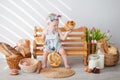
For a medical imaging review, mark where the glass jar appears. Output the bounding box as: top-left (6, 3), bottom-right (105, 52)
top-left (96, 42), bottom-right (105, 69)
top-left (88, 54), bottom-right (100, 69)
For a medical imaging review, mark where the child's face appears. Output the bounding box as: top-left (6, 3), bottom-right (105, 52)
top-left (49, 19), bottom-right (59, 30)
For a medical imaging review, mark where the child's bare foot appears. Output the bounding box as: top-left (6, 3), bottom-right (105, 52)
top-left (42, 64), bottom-right (46, 68)
top-left (65, 65), bottom-right (71, 69)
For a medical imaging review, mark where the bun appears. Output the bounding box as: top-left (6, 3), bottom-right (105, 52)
top-left (64, 21), bottom-right (75, 30)
top-left (35, 37), bottom-right (45, 44)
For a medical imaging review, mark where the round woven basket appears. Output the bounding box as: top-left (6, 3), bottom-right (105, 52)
top-left (6, 54), bottom-right (24, 69)
top-left (105, 51), bottom-right (119, 66)
top-left (40, 67), bottom-right (75, 78)
top-left (19, 58), bottom-right (38, 73)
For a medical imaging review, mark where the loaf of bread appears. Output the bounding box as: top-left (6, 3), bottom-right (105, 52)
top-left (48, 52), bottom-right (61, 67)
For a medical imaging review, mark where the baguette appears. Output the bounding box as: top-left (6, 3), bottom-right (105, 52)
top-left (2, 43), bottom-right (19, 55)
top-left (0, 43), bottom-right (11, 56)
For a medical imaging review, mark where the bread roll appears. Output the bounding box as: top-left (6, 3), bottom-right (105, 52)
top-left (64, 21), bottom-right (76, 31)
top-left (48, 52), bottom-right (62, 67)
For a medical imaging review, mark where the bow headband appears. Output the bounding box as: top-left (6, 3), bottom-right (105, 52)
top-left (49, 14), bottom-right (61, 22)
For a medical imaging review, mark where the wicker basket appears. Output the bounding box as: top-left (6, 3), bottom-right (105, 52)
top-left (6, 54), bottom-right (24, 69)
top-left (19, 58), bottom-right (38, 73)
top-left (105, 51), bottom-right (119, 66)
top-left (0, 42), bottom-right (32, 69)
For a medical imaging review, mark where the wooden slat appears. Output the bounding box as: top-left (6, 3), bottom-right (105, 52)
top-left (34, 48), bottom-right (87, 51)
top-left (35, 47), bottom-right (86, 51)
top-left (59, 27), bottom-right (86, 32)
top-left (66, 50), bottom-right (87, 56)
top-left (35, 50), bottom-right (87, 56)
top-left (35, 41), bottom-right (86, 47)
top-left (35, 46), bottom-right (85, 50)
top-left (35, 50), bottom-right (43, 55)
top-left (36, 44), bottom-right (44, 46)
top-left (35, 45), bottom-right (87, 51)
top-left (68, 34), bottom-right (85, 37)
top-left (35, 35), bottom-right (42, 37)
top-left (35, 34), bottom-right (86, 38)
top-left (34, 27), bottom-right (86, 37)
top-left (34, 34), bottom-right (41, 37)
top-left (62, 44), bottom-right (84, 47)
top-left (34, 27), bottom-right (86, 32)
top-left (64, 48), bottom-right (86, 51)
top-left (61, 39), bottom-right (85, 42)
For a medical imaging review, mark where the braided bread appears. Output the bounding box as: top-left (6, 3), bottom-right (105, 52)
top-left (48, 52), bottom-right (61, 67)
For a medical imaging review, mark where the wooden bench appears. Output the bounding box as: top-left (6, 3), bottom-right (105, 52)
top-left (33, 26), bottom-right (88, 66)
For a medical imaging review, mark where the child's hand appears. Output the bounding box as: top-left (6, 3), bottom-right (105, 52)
top-left (66, 29), bottom-right (72, 34)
